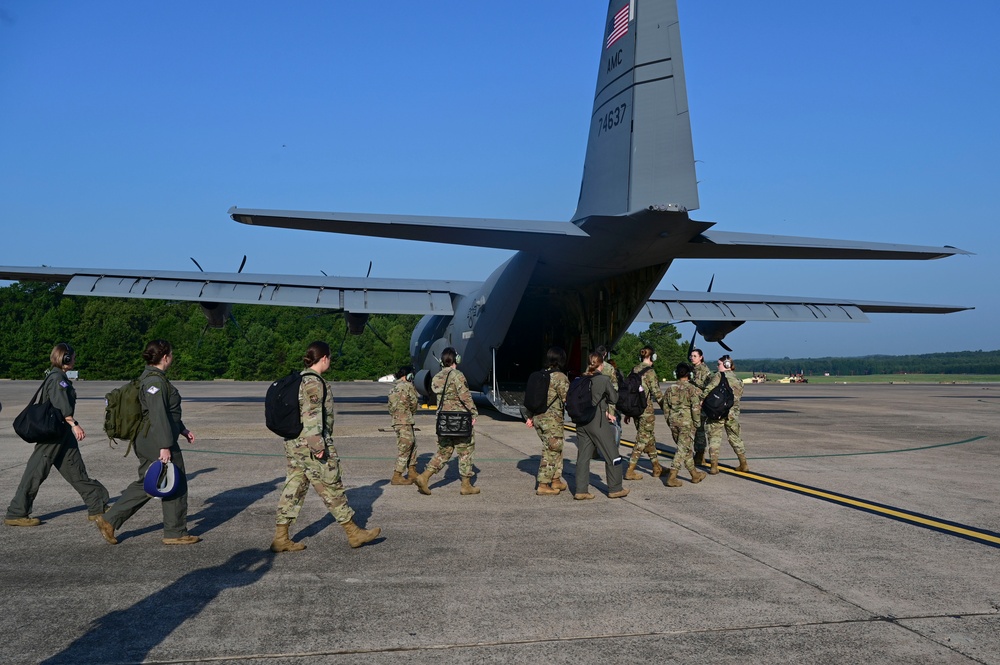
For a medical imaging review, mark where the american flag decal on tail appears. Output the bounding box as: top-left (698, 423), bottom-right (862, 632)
top-left (606, 4), bottom-right (630, 49)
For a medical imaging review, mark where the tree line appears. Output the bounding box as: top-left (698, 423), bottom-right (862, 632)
top-left (740, 350), bottom-right (1000, 376)
top-left (0, 283), bottom-right (694, 383)
top-left (9, 281), bottom-right (985, 382)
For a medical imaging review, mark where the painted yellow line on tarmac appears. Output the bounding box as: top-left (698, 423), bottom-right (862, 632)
top-left (563, 424), bottom-right (1000, 549)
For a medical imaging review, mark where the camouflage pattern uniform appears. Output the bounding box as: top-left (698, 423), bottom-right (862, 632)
top-left (690, 361), bottom-right (712, 458)
top-left (664, 379), bottom-right (702, 472)
top-left (627, 364), bottom-right (664, 466)
top-left (702, 369), bottom-right (745, 459)
top-left (275, 370), bottom-right (354, 526)
top-left (387, 378), bottom-right (419, 474)
top-left (427, 366), bottom-right (479, 478)
top-left (530, 370), bottom-right (569, 485)
top-left (5, 367), bottom-right (109, 521)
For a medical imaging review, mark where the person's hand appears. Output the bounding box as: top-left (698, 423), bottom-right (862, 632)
top-left (526, 418), bottom-right (534, 428)
top-left (71, 423), bottom-right (85, 442)
top-left (182, 429), bottom-right (195, 443)
top-left (159, 448), bottom-right (171, 463)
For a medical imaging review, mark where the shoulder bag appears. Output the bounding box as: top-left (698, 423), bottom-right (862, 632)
top-left (13, 378), bottom-right (68, 443)
top-left (435, 371), bottom-right (473, 437)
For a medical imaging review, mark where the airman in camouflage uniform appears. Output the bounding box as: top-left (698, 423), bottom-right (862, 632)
top-left (414, 347), bottom-right (480, 496)
top-left (270, 341), bottom-right (380, 552)
top-left (702, 355), bottom-right (748, 474)
top-left (625, 347), bottom-right (665, 481)
top-left (527, 347), bottom-right (570, 495)
top-left (663, 362), bottom-right (706, 487)
top-left (689, 348), bottom-right (712, 466)
top-left (387, 366), bottom-right (420, 485)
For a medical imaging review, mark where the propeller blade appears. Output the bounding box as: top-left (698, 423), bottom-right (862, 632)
top-left (687, 326), bottom-right (697, 356)
top-left (719, 339), bottom-right (733, 353)
top-left (320, 270), bottom-right (328, 277)
top-left (336, 319), bottom-right (349, 357)
top-left (190, 257), bottom-right (205, 272)
top-left (707, 274), bottom-right (715, 292)
top-left (366, 261), bottom-right (373, 278)
top-left (238, 255), bottom-right (247, 273)
top-left (366, 321), bottom-right (391, 349)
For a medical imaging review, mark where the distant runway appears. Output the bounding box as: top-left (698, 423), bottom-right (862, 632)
top-left (1, 380), bottom-right (998, 663)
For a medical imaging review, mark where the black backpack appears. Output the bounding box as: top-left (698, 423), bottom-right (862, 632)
top-left (264, 370), bottom-right (326, 439)
top-left (702, 373), bottom-right (734, 420)
top-left (565, 376), bottom-right (597, 425)
top-left (523, 369), bottom-right (555, 415)
top-left (616, 366), bottom-right (652, 418)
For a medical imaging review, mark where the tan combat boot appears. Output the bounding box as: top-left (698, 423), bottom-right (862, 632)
top-left (4, 517), bottom-right (40, 527)
top-left (342, 520), bottom-right (381, 548)
top-left (391, 471), bottom-right (414, 485)
top-left (736, 453), bottom-right (749, 473)
top-left (270, 523), bottom-right (306, 553)
top-left (651, 459), bottom-right (664, 477)
top-left (666, 468), bottom-right (683, 487)
top-left (536, 482), bottom-right (560, 496)
top-left (608, 488), bottom-right (630, 499)
top-left (460, 477), bottom-right (481, 495)
top-left (407, 465), bottom-right (419, 481)
top-left (624, 462), bottom-right (643, 480)
top-left (551, 477), bottom-right (568, 491)
top-left (709, 456), bottom-right (720, 475)
top-left (414, 468), bottom-right (436, 495)
top-left (94, 515), bottom-right (117, 545)
top-left (690, 467), bottom-right (706, 483)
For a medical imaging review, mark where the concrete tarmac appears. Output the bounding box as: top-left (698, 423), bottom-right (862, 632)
top-left (0, 379), bottom-right (998, 664)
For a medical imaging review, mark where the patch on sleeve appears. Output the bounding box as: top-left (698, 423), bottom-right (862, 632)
top-left (58, 381), bottom-right (69, 388)
top-left (146, 386), bottom-right (160, 395)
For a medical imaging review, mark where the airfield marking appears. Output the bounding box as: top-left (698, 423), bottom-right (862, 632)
top-left (185, 429), bottom-right (998, 548)
top-left (578, 427), bottom-right (1000, 549)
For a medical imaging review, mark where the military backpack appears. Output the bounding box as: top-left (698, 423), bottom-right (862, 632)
top-left (565, 376), bottom-right (598, 425)
top-left (104, 379), bottom-right (147, 455)
top-left (702, 372), bottom-right (735, 421)
top-left (616, 366), bottom-right (652, 418)
top-left (523, 369), bottom-right (555, 416)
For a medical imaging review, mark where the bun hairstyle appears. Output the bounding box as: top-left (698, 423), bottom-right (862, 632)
top-left (546, 346), bottom-right (567, 370)
top-left (50, 342), bottom-right (75, 368)
top-left (395, 365), bottom-right (415, 380)
top-left (639, 346), bottom-right (655, 361)
top-left (675, 362), bottom-right (692, 379)
top-left (720, 355), bottom-right (734, 370)
top-left (440, 347), bottom-right (457, 367)
top-left (304, 341), bottom-right (332, 367)
top-left (142, 340), bottom-right (172, 366)
top-left (585, 351), bottom-right (603, 375)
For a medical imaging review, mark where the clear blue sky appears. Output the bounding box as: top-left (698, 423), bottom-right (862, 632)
top-left (1, 1), bottom-right (996, 360)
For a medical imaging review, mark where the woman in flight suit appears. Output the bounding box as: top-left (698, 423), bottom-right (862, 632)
top-left (5, 343), bottom-right (109, 526)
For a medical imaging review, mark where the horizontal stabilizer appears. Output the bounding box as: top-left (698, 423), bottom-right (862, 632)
top-left (636, 290), bottom-right (972, 324)
top-left (229, 208), bottom-right (588, 251)
top-left (680, 231), bottom-right (971, 261)
top-left (0, 266), bottom-right (480, 315)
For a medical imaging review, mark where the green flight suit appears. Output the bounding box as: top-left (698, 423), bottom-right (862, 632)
top-left (5, 368), bottom-right (109, 520)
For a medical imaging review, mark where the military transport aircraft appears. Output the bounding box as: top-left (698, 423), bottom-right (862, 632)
top-left (0, 0), bottom-right (971, 415)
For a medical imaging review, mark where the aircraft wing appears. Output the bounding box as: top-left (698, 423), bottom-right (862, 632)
top-left (679, 231), bottom-right (971, 261)
top-left (635, 290), bottom-right (973, 324)
top-left (229, 207), bottom-right (590, 252)
top-left (0, 266), bottom-right (480, 315)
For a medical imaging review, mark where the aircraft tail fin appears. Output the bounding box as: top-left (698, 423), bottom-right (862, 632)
top-left (573, 0), bottom-right (699, 221)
